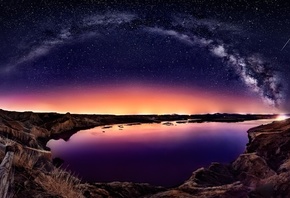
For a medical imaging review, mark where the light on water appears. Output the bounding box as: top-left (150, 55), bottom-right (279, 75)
top-left (47, 120), bottom-right (275, 187)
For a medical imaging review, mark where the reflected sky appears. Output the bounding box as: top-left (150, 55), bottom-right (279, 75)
top-left (47, 120), bottom-right (275, 187)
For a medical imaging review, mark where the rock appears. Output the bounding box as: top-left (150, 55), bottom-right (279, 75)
top-left (146, 189), bottom-right (194, 198)
top-left (0, 109), bottom-right (290, 197)
top-left (83, 182), bottom-right (165, 198)
top-left (232, 153), bottom-right (276, 190)
top-left (232, 153), bottom-right (276, 180)
top-left (180, 163), bottom-right (235, 189)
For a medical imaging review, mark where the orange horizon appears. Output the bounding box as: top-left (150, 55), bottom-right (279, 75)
top-left (0, 84), bottom-right (282, 115)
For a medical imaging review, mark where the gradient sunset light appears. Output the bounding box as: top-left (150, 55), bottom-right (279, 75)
top-left (0, 84), bottom-right (278, 115)
top-left (1, 1), bottom-right (290, 116)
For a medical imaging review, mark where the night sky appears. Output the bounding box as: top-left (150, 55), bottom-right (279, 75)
top-left (0, 0), bottom-right (289, 114)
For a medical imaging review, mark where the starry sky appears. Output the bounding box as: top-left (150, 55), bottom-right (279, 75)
top-left (0, 0), bottom-right (289, 114)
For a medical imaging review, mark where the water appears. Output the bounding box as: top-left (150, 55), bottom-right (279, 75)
top-left (47, 119), bottom-right (275, 187)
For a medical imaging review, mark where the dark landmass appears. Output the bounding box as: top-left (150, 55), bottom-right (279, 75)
top-left (0, 109), bottom-right (278, 148)
top-left (0, 109), bottom-right (289, 197)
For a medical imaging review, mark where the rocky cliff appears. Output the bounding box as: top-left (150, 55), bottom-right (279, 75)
top-left (151, 118), bottom-right (290, 198)
top-left (0, 109), bottom-right (289, 197)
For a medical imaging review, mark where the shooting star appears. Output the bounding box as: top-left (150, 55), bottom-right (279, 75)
top-left (281, 38), bottom-right (290, 51)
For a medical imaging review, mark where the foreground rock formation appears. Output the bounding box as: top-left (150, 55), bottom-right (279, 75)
top-left (0, 109), bottom-right (289, 197)
top-left (153, 118), bottom-right (290, 198)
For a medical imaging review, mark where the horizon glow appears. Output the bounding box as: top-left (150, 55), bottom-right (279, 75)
top-left (0, 84), bottom-right (280, 114)
top-left (276, 115), bottom-right (290, 121)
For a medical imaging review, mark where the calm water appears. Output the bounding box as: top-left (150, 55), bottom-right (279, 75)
top-left (47, 119), bottom-right (275, 187)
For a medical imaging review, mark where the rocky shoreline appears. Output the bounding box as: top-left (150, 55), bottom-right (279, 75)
top-left (0, 109), bottom-right (289, 197)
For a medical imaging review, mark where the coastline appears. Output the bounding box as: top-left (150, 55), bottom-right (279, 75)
top-left (0, 109), bottom-right (289, 197)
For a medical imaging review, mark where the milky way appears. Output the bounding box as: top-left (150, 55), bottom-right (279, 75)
top-left (0, 1), bottom-right (289, 113)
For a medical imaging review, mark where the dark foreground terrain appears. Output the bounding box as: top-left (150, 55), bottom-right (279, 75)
top-left (0, 109), bottom-right (289, 197)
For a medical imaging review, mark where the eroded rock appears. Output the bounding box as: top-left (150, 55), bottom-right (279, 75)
top-left (0, 109), bottom-right (290, 197)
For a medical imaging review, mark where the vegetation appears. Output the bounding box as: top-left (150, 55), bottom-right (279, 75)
top-left (0, 136), bottom-right (84, 198)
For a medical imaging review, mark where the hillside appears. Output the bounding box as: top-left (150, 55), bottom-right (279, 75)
top-left (0, 109), bottom-right (288, 197)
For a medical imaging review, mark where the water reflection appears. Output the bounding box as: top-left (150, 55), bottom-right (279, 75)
top-left (47, 120), bottom-right (274, 187)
